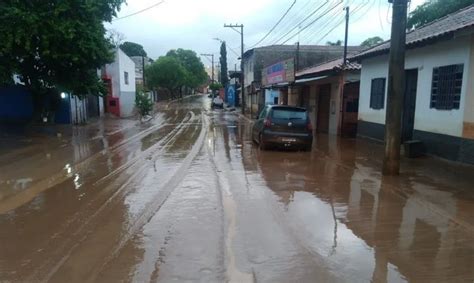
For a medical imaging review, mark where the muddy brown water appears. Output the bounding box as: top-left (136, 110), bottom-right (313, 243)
top-left (0, 96), bottom-right (473, 282)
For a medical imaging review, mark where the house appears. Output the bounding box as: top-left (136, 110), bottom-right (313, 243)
top-left (293, 58), bottom-right (361, 137)
top-left (102, 48), bottom-right (136, 118)
top-left (130, 56), bottom-right (153, 86)
top-left (243, 44), bottom-right (364, 115)
top-left (352, 4), bottom-right (474, 164)
top-left (261, 58), bottom-right (295, 107)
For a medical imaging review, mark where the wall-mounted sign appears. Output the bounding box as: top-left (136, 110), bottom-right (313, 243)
top-left (262, 58), bottom-right (295, 87)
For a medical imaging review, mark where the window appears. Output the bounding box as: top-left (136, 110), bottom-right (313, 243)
top-left (430, 64), bottom-right (463, 110)
top-left (258, 108), bottom-right (268, 119)
top-left (370, 78), bottom-right (386, 110)
top-left (271, 108), bottom-right (307, 120)
top-left (124, 72), bottom-right (129, 85)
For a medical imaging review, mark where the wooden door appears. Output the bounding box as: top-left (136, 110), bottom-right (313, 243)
top-left (341, 82), bottom-right (360, 137)
top-left (317, 84), bottom-right (331, 133)
top-left (402, 69), bottom-right (418, 142)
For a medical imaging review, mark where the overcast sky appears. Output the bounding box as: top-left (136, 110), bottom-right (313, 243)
top-left (106, 0), bottom-right (425, 69)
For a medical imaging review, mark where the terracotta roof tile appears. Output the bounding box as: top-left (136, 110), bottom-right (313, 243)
top-left (352, 4), bottom-right (474, 60)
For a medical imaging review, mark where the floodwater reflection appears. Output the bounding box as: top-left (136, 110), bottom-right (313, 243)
top-left (242, 133), bottom-right (474, 282)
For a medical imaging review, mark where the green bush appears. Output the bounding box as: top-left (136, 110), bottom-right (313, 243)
top-left (209, 82), bottom-right (223, 91)
top-left (135, 91), bottom-right (153, 118)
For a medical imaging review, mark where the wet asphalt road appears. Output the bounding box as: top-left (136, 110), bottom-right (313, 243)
top-left (0, 95), bottom-right (473, 282)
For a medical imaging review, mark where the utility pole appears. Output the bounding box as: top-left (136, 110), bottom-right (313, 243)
top-left (343, 6), bottom-right (349, 66)
top-left (383, 0), bottom-right (409, 175)
top-left (295, 41), bottom-right (300, 71)
top-left (224, 23), bottom-right (245, 114)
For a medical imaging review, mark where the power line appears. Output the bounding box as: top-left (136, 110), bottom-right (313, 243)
top-left (251, 0), bottom-right (297, 48)
top-left (113, 1), bottom-right (165, 21)
top-left (313, 0), bottom-right (371, 44)
top-left (279, 1), bottom-right (344, 45)
top-left (259, 0), bottom-right (312, 46)
top-left (272, 0), bottom-right (332, 45)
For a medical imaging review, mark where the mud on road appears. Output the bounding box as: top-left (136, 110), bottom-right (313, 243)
top-left (1, 95), bottom-right (473, 282)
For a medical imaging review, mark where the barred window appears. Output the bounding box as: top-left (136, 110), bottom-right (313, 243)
top-left (431, 64), bottom-right (463, 110)
top-left (370, 78), bottom-right (386, 110)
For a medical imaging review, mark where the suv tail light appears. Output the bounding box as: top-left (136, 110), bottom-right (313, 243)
top-left (264, 118), bottom-right (272, 128)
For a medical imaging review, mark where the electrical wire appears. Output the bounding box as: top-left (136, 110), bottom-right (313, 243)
top-left (113, 1), bottom-right (165, 21)
top-left (263, 0), bottom-right (313, 45)
top-left (313, 0), bottom-right (371, 44)
top-left (278, 0), bottom-right (344, 45)
top-left (251, 0), bottom-right (297, 48)
top-left (272, 0), bottom-right (333, 45)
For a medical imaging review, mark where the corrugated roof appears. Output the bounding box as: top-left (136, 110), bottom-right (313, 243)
top-left (296, 58), bottom-right (361, 77)
top-left (352, 4), bottom-right (474, 60)
top-left (243, 44), bottom-right (364, 59)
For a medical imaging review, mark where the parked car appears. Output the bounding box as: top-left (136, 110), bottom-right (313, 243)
top-left (212, 96), bottom-right (224, 108)
top-left (252, 105), bottom-right (313, 151)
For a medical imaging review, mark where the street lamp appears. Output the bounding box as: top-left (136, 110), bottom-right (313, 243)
top-left (213, 37), bottom-right (240, 57)
top-left (200, 53), bottom-right (214, 83)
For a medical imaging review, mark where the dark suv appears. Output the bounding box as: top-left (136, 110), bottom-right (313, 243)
top-left (252, 105), bottom-right (313, 151)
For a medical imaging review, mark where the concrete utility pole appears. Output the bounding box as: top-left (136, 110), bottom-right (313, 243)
top-left (343, 6), bottom-right (349, 66)
top-left (224, 23), bottom-right (245, 114)
top-left (383, 0), bottom-right (409, 175)
top-left (200, 53), bottom-right (215, 83)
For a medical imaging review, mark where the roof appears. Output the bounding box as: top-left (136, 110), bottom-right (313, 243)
top-left (243, 44), bottom-right (364, 59)
top-left (352, 4), bottom-right (474, 61)
top-left (296, 57), bottom-right (361, 78)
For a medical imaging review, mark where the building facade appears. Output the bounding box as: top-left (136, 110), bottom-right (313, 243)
top-left (353, 5), bottom-right (474, 164)
top-left (243, 45), bottom-right (364, 115)
top-left (102, 48), bottom-right (136, 118)
top-left (295, 59), bottom-right (361, 137)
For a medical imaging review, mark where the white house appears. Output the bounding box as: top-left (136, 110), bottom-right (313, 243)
top-left (102, 48), bottom-right (136, 118)
top-left (353, 5), bottom-right (474, 164)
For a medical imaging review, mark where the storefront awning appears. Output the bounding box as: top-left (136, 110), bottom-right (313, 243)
top-left (294, 76), bottom-right (328, 84)
top-left (262, 82), bottom-right (289, 89)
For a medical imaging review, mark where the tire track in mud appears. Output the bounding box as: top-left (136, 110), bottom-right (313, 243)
top-left (89, 113), bottom-right (209, 282)
top-left (0, 114), bottom-right (183, 214)
top-left (24, 111), bottom-right (201, 283)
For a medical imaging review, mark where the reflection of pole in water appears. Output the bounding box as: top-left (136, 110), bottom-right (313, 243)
top-left (329, 198), bottom-right (338, 256)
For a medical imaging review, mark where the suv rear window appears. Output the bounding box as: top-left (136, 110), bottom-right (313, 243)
top-left (271, 108), bottom-right (306, 120)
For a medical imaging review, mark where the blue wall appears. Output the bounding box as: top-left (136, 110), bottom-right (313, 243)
top-left (55, 94), bottom-right (71, 124)
top-left (226, 85), bottom-right (236, 107)
top-left (0, 86), bottom-right (33, 122)
top-left (265, 89), bottom-right (280, 105)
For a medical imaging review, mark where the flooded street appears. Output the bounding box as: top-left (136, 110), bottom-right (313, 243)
top-left (0, 95), bottom-right (473, 282)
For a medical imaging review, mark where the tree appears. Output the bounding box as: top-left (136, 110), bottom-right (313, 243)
top-left (209, 82), bottom-right (223, 91)
top-left (0, 0), bottom-right (124, 120)
top-left (326, 40), bottom-right (343, 46)
top-left (360, 36), bottom-right (384, 48)
top-left (107, 29), bottom-right (126, 48)
top-left (120, 41), bottom-right (147, 57)
top-left (407, 0), bottom-right (473, 29)
top-left (219, 42), bottom-right (229, 86)
top-left (146, 56), bottom-right (187, 97)
top-left (166, 49), bottom-right (208, 88)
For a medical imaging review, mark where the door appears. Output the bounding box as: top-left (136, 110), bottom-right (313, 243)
top-left (402, 69), bottom-right (418, 142)
top-left (317, 84), bottom-right (331, 133)
top-left (341, 82), bottom-right (360, 137)
top-left (300, 86), bottom-right (310, 108)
